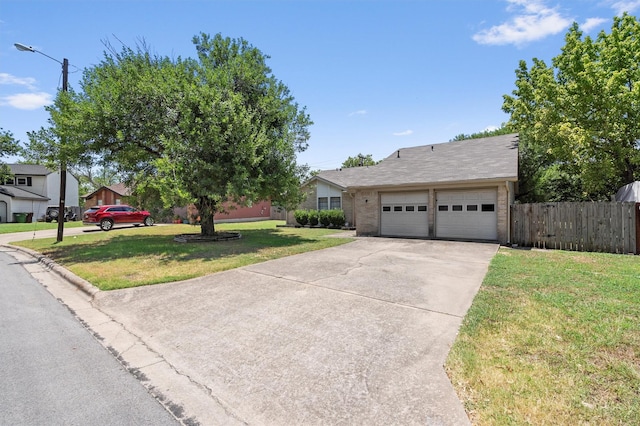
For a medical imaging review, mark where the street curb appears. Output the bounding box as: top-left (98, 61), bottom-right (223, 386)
top-left (3, 244), bottom-right (100, 298)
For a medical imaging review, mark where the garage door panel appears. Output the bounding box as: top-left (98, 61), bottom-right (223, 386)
top-left (381, 193), bottom-right (428, 237)
top-left (436, 189), bottom-right (497, 240)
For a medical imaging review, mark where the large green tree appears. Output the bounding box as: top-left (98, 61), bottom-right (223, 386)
top-left (503, 13), bottom-right (640, 202)
top-left (0, 128), bottom-right (21, 182)
top-left (341, 153), bottom-right (378, 168)
top-left (74, 33), bottom-right (311, 235)
top-left (450, 124), bottom-right (514, 142)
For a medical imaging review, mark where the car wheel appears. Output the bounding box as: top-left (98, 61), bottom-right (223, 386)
top-left (143, 216), bottom-right (154, 227)
top-left (100, 219), bottom-right (114, 231)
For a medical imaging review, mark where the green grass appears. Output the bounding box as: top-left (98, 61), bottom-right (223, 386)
top-left (0, 221), bottom-right (84, 234)
top-left (446, 248), bottom-right (640, 425)
top-left (11, 220), bottom-right (354, 290)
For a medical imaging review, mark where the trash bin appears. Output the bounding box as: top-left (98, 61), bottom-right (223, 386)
top-left (26, 212), bottom-right (34, 223)
top-left (13, 213), bottom-right (27, 223)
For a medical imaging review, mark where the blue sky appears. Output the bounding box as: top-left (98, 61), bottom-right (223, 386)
top-left (1, 0), bottom-right (638, 170)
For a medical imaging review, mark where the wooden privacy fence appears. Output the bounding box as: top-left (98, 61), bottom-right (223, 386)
top-left (511, 202), bottom-right (640, 254)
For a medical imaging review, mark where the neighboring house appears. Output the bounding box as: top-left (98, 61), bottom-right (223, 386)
top-left (83, 182), bottom-right (278, 223)
top-left (288, 133), bottom-right (519, 244)
top-left (0, 164), bottom-right (80, 223)
top-left (175, 199), bottom-right (275, 223)
top-left (83, 183), bottom-right (132, 208)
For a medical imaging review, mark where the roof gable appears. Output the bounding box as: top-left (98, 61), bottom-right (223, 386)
top-left (82, 182), bottom-right (132, 199)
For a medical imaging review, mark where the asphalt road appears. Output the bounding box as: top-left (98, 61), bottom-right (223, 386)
top-left (0, 247), bottom-right (178, 425)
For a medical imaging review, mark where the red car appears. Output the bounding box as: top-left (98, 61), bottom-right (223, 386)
top-left (83, 204), bottom-right (154, 231)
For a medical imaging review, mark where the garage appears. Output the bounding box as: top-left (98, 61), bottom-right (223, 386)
top-left (436, 189), bottom-right (498, 240)
top-left (380, 192), bottom-right (428, 237)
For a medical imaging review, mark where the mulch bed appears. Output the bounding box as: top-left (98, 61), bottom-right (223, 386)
top-left (173, 232), bottom-right (242, 243)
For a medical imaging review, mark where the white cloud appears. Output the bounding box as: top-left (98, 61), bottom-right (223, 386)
top-left (609, 0), bottom-right (640, 14)
top-left (484, 125), bottom-right (499, 132)
top-left (348, 110), bottom-right (367, 117)
top-left (473, 0), bottom-right (572, 46)
top-left (393, 130), bottom-right (413, 136)
top-left (581, 17), bottom-right (608, 32)
top-left (0, 92), bottom-right (53, 110)
top-left (0, 73), bottom-right (37, 90)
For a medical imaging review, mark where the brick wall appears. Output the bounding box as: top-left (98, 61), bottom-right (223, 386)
top-left (354, 190), bottom-right (379, 236)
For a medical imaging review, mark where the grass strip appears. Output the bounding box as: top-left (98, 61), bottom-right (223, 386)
top-left (0, 221), bottom-right (84, 234)
top-left (446, 248), bottom-right (640, 425)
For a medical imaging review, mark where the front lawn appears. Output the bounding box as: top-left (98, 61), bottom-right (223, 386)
top-left (446, 248), bottom-right (640, 425)
top-left (12, 220), bottom-right (354, 290)
top-left (0, 221), bottom-right (84, 234)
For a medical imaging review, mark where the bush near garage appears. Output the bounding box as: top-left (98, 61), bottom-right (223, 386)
top-left (309, 210), bottom-right (319, 226)
top-left (294, 209), bottom-right (309, 226)
top-left (328, 209), bottom-right (346, 228)
top-left (318, 210), bottom-right (330, 227)
top-left (295, 209), bottom-right (346, 228)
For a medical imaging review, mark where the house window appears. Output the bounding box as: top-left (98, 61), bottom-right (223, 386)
top-left (452, 205), bottom-right (463, 211)
top-left (418, 205), bottom-right (427, 212)
top-left (382, 206), bottom-right (391, 212)
top-left (438, 205), bottom-right (448, 211)
top-left (318, 197), bottom-right (328, 210)
top-left (481, 204), bottom-right (495, 212)
top-left (393, 206), bottom-right (402, 212)
top-left (467, 205), bottom-right (478, 211)
top-left (16, 177), bottom-right (27, 186)
top-left (405, 205), bottom-right (415, 212)
top-left (4, 178), bottom-right (14, 185)
top-left (330, 196), bottom-right (341, 209)
top-left (98, 199), bottom-right (103, 206)
top-left (115, 199), bottom-right (121, 205)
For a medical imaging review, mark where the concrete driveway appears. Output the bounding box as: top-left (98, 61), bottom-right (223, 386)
top-left (88, 237), bottom-right (498, 425)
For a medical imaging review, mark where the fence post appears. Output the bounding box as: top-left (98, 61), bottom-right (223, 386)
top-left (636, 203), bottom-right (640, 255)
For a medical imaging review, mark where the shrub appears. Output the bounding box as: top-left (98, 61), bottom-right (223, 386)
top-left (308, 209), bottom-right (319, 226)
top-left (294, 209), bottom-right (309, 226)
top-left (319, 210), bottom-right (331, 227)
top-left (329, 209), bottom-right (346, 227)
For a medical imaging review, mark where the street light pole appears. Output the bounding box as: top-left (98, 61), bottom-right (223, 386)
top-left (15, 43), bottom-right (69, 242)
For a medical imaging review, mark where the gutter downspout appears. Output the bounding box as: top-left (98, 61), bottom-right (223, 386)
top-left (506, 181), bottom-right (511, 245)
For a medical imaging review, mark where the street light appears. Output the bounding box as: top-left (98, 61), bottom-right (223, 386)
top-left (15, 43), bottom-right (69, 243)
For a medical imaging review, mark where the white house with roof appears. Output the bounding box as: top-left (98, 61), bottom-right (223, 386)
top-left (0, 164), bottom-right (79, 223)
top-left (289, 134), bottom-right (519, 244)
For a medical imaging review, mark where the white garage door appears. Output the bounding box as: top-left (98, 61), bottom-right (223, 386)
top-left (436, 189), bottom-right (498, 240)
top-left (380, 192), bottom-right (429, 237)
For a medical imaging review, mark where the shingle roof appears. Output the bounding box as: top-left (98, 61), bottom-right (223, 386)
top-left (8, 164), bottom-right (53, 176)
top-left (0, 185), bottom-right (50, 201)
top-left (107, 183), bottom-right (132, 196)
top-left (82, 182), bottom-right (132, 199)
top-left (313, 133), bottom-right (519, 189)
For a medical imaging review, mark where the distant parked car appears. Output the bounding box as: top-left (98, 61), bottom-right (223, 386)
top-left (83, 205), bottom-right (153, 231)
top-left (46, 205), bottom-right (78, 222)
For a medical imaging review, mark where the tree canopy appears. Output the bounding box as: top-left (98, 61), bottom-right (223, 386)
top-left (450, 125), bottom-right (514, 142)
top-left (503, 13), bottom-right (640, 202)
top-left (341, 153), bottom-right (378, 168)
top-left (0, 128), bottom-right (21, 182)
top-left (39, 33), bottom-right (311, 235)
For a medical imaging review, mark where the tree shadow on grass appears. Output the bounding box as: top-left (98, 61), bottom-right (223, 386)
top-left (49, 228), bottom-right (329, 265)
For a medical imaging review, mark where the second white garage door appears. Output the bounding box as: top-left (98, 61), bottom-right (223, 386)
top-left (436, 189), bottom-right (498, 240)
top-left (380, 192), bottom-right (429, 237)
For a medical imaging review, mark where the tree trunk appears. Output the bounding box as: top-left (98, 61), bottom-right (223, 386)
top-left (196, 196), bottom-right (216, 236)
